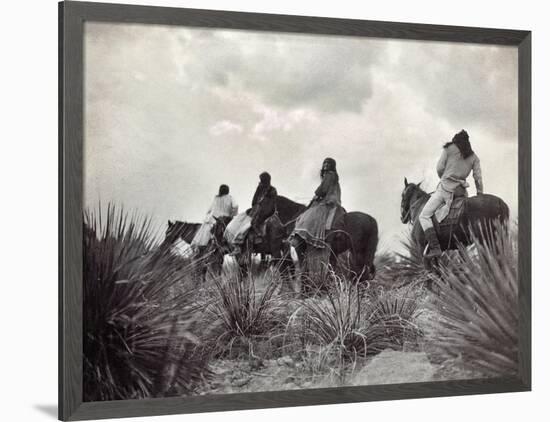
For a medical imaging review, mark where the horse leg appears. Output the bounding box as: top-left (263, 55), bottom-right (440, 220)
top-left (294, 242), bottom-right (310, 297)
top-left (211, 251), bottom-right (223, 278)
top-left (260, 253), bottom-right (269, 272)
top-left (238, 253), bottom-right (248, 279)
top-left (303, 246), bottom-right (330, 295)
top-left (238, 239), bottom-right (252, 279)
top-left (275, 242), bottom-right (295, 295)
top-left (350, 248), bottom-right (365, 283)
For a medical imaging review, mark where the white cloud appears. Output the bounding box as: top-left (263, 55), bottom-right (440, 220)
top-left (251, 106), bottom-right (318, 141)
top-left (84, 22), bottom-right (518, 249)
top-left (209, 120), bottom-right (244, 137)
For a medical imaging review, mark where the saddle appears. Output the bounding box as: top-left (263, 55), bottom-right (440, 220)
top-left (431, 195), bottom-right (467, 234)
top-left (327, 206), bottom-right (346, 231)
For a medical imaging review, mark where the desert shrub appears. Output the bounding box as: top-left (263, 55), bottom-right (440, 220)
top-left (289, 275), bottom-right (422, 369)
top-left (428, 224), bottom-right (518, 377)
top-left (375, 233), bottom-right (434, 289)
top-left (292, 278), bottom-right (367, 365)
top-left (83, 205), bottom-right (209, 401)
top-left (203, 268), bottom-right (288, 358)
top-left (364, 286), bottom-right (423, 355)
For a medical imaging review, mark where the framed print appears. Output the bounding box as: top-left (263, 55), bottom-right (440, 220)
top-left (59, 1), bottom-right (531, 420)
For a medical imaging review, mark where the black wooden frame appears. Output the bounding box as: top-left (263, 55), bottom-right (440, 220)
top-left (59, 1), bottom-right (531, 420)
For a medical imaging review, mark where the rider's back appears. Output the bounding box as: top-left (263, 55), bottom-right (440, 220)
top-left (438, 143), bottom-right (481, 192)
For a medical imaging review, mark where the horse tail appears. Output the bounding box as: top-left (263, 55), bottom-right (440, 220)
top-left (497, 197), bottom-right (510, 231)
top-left (364, 216), bottom-right (379, 276)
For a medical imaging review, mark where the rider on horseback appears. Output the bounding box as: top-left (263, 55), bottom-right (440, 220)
top-left (191, 184), bottom-right (238, 250)
top-left (291, 157), bottom-right (343, 249)
top-left (229, 172), bottom-right (278, 255)
top-left (250, 172), bottom-right (278, 236)
top-left (420, 129), bottom-right (484, 258)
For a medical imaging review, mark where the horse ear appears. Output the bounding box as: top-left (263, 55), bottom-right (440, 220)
top-left (404, 177), bottom-right (408, 187)
top-left (168, 220), bottom-right (173, 227)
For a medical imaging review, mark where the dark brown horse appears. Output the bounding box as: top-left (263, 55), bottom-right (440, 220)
top-left (400, 178), bottom-right (509, 268)
top-left (292, 211), bottom-right (379, 294)
top-left (253, 195), bottom-right (379, 293)
top-left (236, 195), bottom-right (306, 278)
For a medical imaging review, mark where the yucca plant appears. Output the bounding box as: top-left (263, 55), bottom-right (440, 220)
top-left (292, 278), bottom-right (367, 363)
top-left (290, 275), bottom-right (423, 367)
top-left (83, 205), bottom-right (210, 401)
top-left (375, 233), bottom-right (434, 289)
top-left (364, 287), bottom-right (423, 355)
top-left (428, 223), bottom-right (518, 377)
top-left (204, 269), bottom-right (287, 358)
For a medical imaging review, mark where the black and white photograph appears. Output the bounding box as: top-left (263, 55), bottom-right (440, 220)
top-left (7, 0), bottom-right (550, 421)
top-left (82, 19), bottom-right (520, 402)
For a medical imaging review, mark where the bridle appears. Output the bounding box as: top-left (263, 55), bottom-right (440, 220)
top-left (401, 186), bottom-right (429, 225)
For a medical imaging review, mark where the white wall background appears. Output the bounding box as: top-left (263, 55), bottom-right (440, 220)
top-left (0, 0), bottom-right (547, 421)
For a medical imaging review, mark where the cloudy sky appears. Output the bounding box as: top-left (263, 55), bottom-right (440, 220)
top-left (84, 22), bottom-right (518, 250)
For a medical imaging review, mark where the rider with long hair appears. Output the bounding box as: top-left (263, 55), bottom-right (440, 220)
top-left (291, 157), bottom-right (342, 249)
top-left (420, 129), bottom-right (484, 258)
top-left (191, 184), bottom-right (238, 249)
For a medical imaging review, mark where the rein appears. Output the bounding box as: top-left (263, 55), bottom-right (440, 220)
top-left (404, 190), bottom-right (431, 224)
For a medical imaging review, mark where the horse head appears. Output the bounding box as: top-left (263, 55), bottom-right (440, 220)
top-left (252, 193), bottom-right (271, 219)
top-left (165, 220), bottom-right (200, 245)
top-left (401, 177), bottom-right (422, 224)
top-left (273, 195), bottom-right (307, 224)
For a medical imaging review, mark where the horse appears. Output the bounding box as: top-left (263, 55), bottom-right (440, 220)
top-left (400, 177), bottom-right (509, 269)
top-left (292, 211), bottom-right (379, 295)
top-left (161, 220), bottom-right (200, 250)
top-left (234, 196), bottom-right (306, 280)
top-left (161, 220), bottom-right (222, 282)
top-left (253, 195), bottom-right (378, 294)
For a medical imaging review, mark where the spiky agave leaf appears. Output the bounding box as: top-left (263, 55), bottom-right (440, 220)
top-left (374, 233), bottom-right (434, 289)
top-left (204, 268), bottom-right (287, 357)
top-left (429, 223), bottom-right (518, 377)
top-left (364, 286), bottom-right (423, 355)
top-left (83, 205), bottom-right (210, 401)
top-left (290, 273), bottom-right (423, 367)
top-left (287, 273), bottom-right (367, 363)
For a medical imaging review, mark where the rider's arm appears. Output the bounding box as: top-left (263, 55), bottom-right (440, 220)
top-left (314, 172), bottom-right (335, 199)
top-left (473, 155), bottom-right (484, 195)
top-left (436, 149), bottom-right (447, 178)
top-left (251, 186), bottom-right (261, 206)
top-left (231, 196), bottom-right (239, 216)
